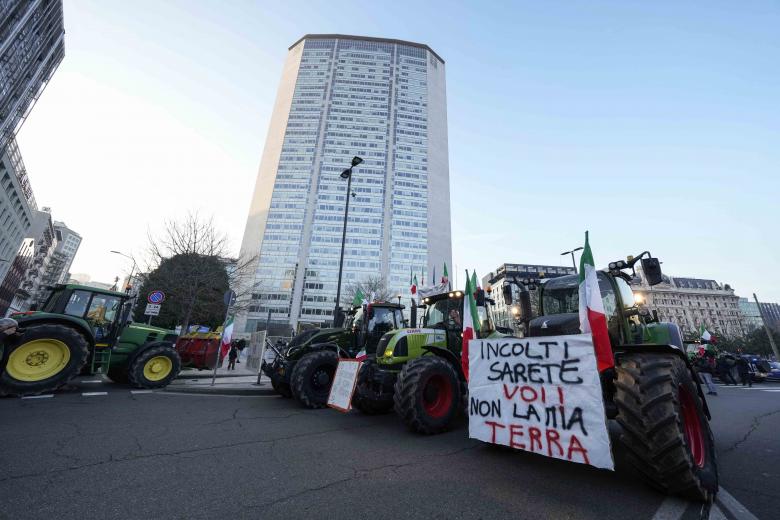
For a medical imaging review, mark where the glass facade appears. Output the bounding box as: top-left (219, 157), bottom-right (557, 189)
top-left (243, 36), bottom-right (448, 330)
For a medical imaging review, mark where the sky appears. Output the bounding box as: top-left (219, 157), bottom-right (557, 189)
top-left (15, 0), bottom-right (780, 300)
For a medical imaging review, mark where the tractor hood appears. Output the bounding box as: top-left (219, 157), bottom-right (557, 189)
top-left (528, 313), bottom-right (581, 338)
top-left (376, 328), bottom-right (447, 364)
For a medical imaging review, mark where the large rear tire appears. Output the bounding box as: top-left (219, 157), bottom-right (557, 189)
top-left (352, 363), bottom-right (393, 415)
top-left (128, 345), bottom-right (181, 389)
top-left (393, 356), bottom-right (461, 434)
top-left (615, 353), bottom-right (718, 501)
top-left (0, 324), bottom-right (89, 396)
top-left (290, 350), bottom-right (338, 409)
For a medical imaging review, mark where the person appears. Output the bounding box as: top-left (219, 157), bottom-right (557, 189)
top-left (695, 353), bottom-right (717, 395)
top-left (736, 352), bottom-right (753, 387)
top-left (716, 355), bottom-right (737, 385)
top-left (227, 343), bottom-right (238, 371)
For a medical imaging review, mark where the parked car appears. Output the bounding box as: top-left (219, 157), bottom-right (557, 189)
top-left (767, 361), bottom-right (780, 382)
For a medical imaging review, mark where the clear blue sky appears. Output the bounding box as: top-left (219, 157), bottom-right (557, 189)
top-left (16, 0), bottom-right (780, 300)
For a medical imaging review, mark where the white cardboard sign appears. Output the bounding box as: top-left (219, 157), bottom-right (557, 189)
top-left (327, 359), bottom-right (362, 413)
top-left (468, 334), bottom-right (614, 470)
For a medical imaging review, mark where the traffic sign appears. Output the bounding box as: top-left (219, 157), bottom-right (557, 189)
top-left (144, 303), bottom-right (161, 316)
top-left (148, 290), bottom-right (165, 304)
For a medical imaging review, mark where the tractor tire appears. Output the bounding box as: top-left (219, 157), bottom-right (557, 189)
top-left (352, 364), bottom-right (393, 415)
top-left (0, 324), bottom-right (89, 397)
top-left (127, 345), bottom-right (181, 389)
top-left (615, 353), bottom-right (718, 501)
top-left (271, 378), bottom-right (293, 398)
top-left (106, 366), bottom-right (129, 384)
top-left (290, 350), bottom-right (338, 409)
top-left (393, 356), bottom-right (461, 435)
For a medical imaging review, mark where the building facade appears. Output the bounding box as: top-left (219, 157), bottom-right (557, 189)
top-left (758, 301), bottom-right (780, 333)
top-left (0, 138), bottom-right (34, 284)
top-left (483, 263), bottom-right (577, 334)
top-left (0, 0), bottom-right (65, 153)
top-left (632, 274), bottom-right (744, 338)
top-left (738, 298), bottom-right (764, 333)
top-left (238, 35), bottom-right (451, 332)
top-left (40, 220), bottom-right (81, 285)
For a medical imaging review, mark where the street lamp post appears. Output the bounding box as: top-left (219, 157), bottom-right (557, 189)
top-left (560, 247), bottom-right (584, 274)
top-left (110, 250), bottom-right (137, 292)
top-left (333, 156), bottom-right (363, 326)
top-left (396, 294), bottom-right (402, 306)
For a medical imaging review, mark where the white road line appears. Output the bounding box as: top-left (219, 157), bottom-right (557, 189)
top-left (130, 390), bottom-right (154, 394)
top-left (717, 487), bottom-right (759, 520)
top-left (651, 496), bottom-right (689, 520)
top-left (759, 389), bottom-right (780, 392)
top-left (21, 394), bottom-right (54, 399)
top-left (81, 380), bottom-right (103, 384)
top-left (709, 504), bottom-right (727, 520)
top-left (81, 392), bottom-right (108, 397)
top-left (159, 391), bottom-right (273, 398)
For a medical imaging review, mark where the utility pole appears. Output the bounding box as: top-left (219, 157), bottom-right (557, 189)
top-left (753, 293), bottom-right (780, 360)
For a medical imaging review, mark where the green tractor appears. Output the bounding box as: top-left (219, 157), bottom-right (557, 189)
top-left (504, 252), bottom-right (717, 501)
top-left (353, 287), bottom-right (507, 431)
top-left (0, 284), bottom-right (181, 396)
top-left (261, 302), bottom-right (405, 408)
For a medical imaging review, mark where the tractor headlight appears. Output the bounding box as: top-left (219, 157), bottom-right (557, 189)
top-left (384, 347), bottom-right (394, 358)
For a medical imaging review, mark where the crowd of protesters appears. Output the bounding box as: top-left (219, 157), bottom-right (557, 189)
top-left (691, 346), bottom-right (771, 395)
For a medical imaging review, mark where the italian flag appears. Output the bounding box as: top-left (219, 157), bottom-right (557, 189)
top-left (462, 270), bottom-right (481, 381)
top-left (578, 232), bottom-right (614, 372)
top-left (700, 325), bottom-right (713, 343)
top-left (442, 262), bottom-right (449, 284)
top-left (220, 315), bottom-right (234, 361)
top-left (352, 288), bottom-right (365, 307)
top-left (410, 271), bottom-right (418, 296)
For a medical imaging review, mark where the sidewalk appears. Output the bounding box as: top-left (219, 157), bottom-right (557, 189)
top-left (169, 362), bottom-right (277, 396)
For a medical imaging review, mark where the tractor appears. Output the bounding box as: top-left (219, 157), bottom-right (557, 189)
top-left (0, 284), bottom-right (181, 396)
top-left (261, 301), bottom-right (405, 408)
top-left (503, 252), bottom-right (718, 501)
top-left (353, 286), bottom-right (507, 430)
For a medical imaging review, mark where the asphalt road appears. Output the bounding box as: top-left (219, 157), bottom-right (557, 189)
top-left (0, 378), bottom-right (777, 520)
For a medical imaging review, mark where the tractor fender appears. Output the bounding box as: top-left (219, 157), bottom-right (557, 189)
top-left (10, 316), bottom-right (94, 346)
top-left (126, 340), bottom-right (177, 367)
top-left (421, 345), bottom-right (465, 380)
top-left (615, 343), bottom-right (711, 420)
top-left (307, 341), bottom-right (350, 358)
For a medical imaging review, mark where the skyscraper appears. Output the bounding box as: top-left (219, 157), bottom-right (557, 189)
top-left (238, 35), bottom-right (451, 332)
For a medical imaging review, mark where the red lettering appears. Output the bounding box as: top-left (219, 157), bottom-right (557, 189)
top-left (485, 421), bottom-right (506, 443)
top-left (528, 427), bottom-right (542, 452)
top-left (541, 386), bottom-right (547, 404)
top-left (503, 384), bottom-right (519, 400)
top-left (567, 434), bottom-right (590, 464)
top-left (509, 424), bottom-right (526, 449)
top-left (557, 386), bottom-right (564, 405)
top-left (520, 385), bottom-right (538, 403)
top-left (546, 429), bottom-right (563, 457)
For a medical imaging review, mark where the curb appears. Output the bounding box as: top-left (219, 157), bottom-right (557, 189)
top-left (176, 372), bottom-right (258, 380)
top-left (162, 384), bottom-right (278, 396)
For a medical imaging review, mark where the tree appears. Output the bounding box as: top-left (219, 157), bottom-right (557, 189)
top-left (342, 275), bottom-right (392, 307)
top-left (134, 213), bottom-right (255, 332)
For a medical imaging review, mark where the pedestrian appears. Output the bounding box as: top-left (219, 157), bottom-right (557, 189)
top-left (736, 352), bottom-right (753, 387)
top-left (716, 355), bottom-right (737, 385)
top-left (227, 343), bottom-right (238, 371)
top-left (695, 353), bottom-right (718, 395)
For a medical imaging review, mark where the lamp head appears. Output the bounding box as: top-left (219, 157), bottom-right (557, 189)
top-left (351, 156), bottom-right (363, 167)
top-left (340, 168), bottom-right (351, 179)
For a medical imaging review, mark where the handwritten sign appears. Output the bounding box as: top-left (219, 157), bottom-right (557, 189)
top-left (327, 359), bottom-right (362, 412)
top-left (468, 334), bottom-right (614, 470)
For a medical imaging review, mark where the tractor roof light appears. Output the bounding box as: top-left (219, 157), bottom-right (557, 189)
top-left (455, 291), bottom-right (463, 297)
top-left (448, 292), bottom-right (454, 298)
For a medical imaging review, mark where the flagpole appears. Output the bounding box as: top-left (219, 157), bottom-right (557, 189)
top-left (211, 297), bottom-right (235, 386)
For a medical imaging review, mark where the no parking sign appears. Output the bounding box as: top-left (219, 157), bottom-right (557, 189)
top-left (148, 290), bottom-right (165, 304)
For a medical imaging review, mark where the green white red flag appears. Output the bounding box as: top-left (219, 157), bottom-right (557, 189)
top-left (220, 315), bottom-right (234, 360)
top-left (578, 232), bottom-right (614, 372)
top-left (442, 262), bottom-right (449, 284)
top-left (462, 270), bottom-right (481, 380)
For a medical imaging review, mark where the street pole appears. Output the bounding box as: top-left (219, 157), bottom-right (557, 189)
top-left (334, 161), bottom-right (361, 326)
top-left (753, 293), bottom-right (780, 361)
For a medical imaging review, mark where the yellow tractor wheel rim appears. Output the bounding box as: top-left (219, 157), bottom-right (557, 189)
top-left (6, 339), bottom-right (71, 382)
top-left (143, 356), bottom-right (173, 381)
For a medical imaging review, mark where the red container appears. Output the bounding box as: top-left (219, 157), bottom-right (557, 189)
top-left (175, 332), bottom-right (224, 370)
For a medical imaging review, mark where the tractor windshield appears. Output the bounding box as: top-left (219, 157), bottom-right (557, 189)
top-left (424, 297), bottom-right (462, 329)
top-left (541, 273), bottom-right (618, 318)
top-left (367, 306), bottom-right (402, 336)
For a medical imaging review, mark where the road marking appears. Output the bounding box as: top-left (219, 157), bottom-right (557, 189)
top-left (651, 496), bottom-right (689, 520)
top-left (81, 380), bottom-right (104, 384)
top-left (160, 391), bottom-right (274, 398)
top-left (709, 504), bottom-right (727, 520)
top-left (81, 392), bottom-right (108, 397)
top-left (759, 389), bottom-right (780, 392)
top-left (130, 390), bottom-right (154, 394)
top-left (21, 394), bottom-right (54, 399)
top-left (717, 488), bottom-right (759, 520)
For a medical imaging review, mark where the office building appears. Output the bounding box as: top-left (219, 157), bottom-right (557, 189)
top-left (0, 0), bottom-right (65, 154)
top-left (238, 35), bottom-right (450, 332)
top-left (40, 220), bottom-right (81, 286)
top-left (0, 138), bottom-right (34, 285)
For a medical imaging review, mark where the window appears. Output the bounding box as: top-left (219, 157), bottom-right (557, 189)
top-left (615, 278), bottom-right (636, 308)
top-left (64, 290), bottom-right (91, 317)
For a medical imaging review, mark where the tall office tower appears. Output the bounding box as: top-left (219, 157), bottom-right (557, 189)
top-left (238, 35), bottom-right (451, 332)
top-left (0, 0), bottom-right (65, 154)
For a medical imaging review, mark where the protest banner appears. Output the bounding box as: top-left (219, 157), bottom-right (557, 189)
top-left (468, 334), bottom-right (614, 470)
top-left (327, 359), bottom-right (362, 412)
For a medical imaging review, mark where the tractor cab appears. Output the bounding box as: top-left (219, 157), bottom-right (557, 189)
top-left (421, 288), bottom-right (496, 353)
top-left (344, 302), bottom-right (405, 356)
